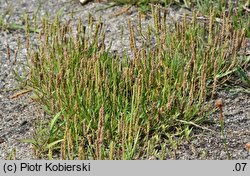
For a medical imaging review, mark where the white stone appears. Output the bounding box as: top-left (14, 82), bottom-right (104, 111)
top-left (80, 0), bottom-right (89, 4)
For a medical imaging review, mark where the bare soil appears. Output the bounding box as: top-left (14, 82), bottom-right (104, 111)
top-left (0, 0), bottom-right (249, 159)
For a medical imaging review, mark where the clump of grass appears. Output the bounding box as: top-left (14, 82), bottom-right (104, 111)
top-left (111, 0), bottom-right (249, 37)
top-left (196, 1), bottom-right (250, 37)
top-left (24, 5), bottom-right (247, 159)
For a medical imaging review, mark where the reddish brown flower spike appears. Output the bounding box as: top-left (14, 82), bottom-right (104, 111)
top-left (214, 98), bottom-right (224, 108)
top-left (214, 98), bottom-right (224, 122)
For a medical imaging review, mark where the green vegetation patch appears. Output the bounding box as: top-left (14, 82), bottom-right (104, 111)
top-left (23, 6), bottom-right (248, 159)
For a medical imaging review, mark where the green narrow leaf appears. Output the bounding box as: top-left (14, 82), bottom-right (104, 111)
top-left (19, 139), bottom-right (39, 147)
top-left (46, 139), bottom-right (64, 149)
top-left (50, 109), bottom-right (64, 134)
top-left (237, 66), bottom-right (250, 86)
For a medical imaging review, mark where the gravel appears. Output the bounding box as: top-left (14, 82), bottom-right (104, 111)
top-left (0, 0), bottom-right (249, 160)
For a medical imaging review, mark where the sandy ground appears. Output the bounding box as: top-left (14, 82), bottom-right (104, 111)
top-left (0, 0), bottom-right (249, 159)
